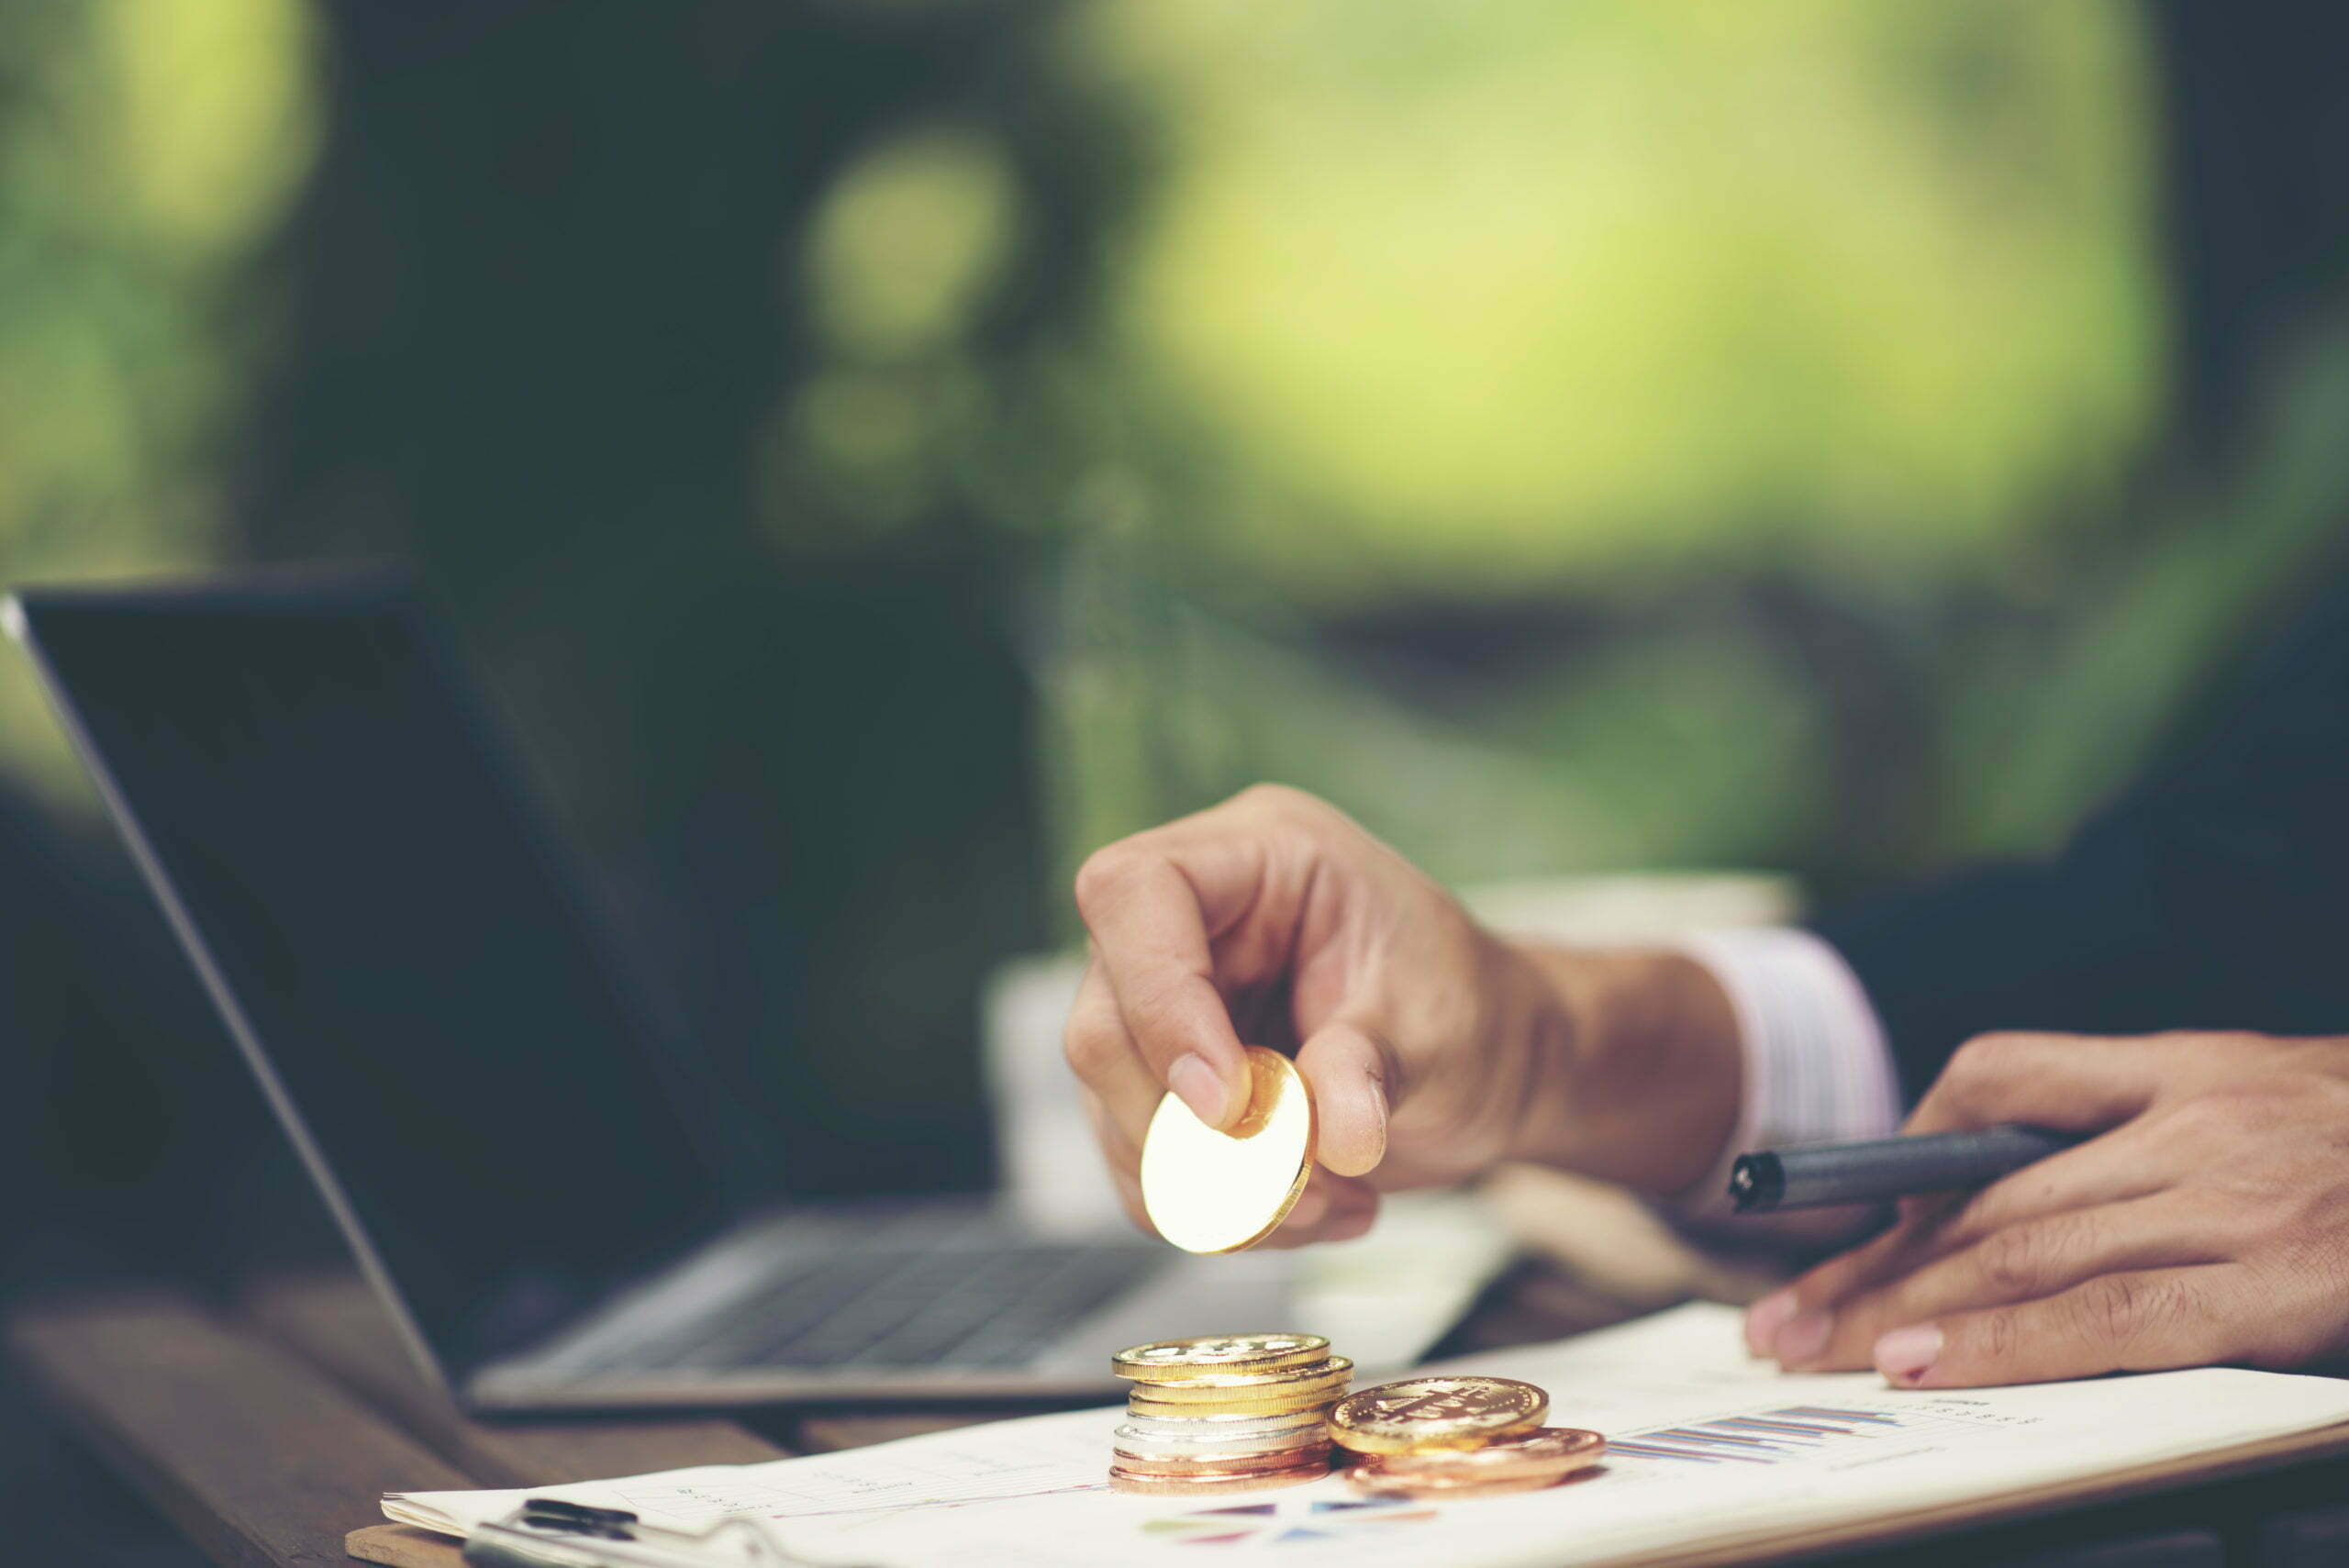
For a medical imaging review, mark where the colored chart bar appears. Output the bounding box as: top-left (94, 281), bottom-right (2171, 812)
top-left (1712, 1418), bottom-right (1832, 1440)
top-left (1611, 1405), bottom-right (1910, 1468)
top-left (1606, 1441), bottom-right (1725, 1464)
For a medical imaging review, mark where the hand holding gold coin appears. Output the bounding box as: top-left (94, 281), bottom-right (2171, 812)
top-left (1064, 787), bottom-right (1568, 1251)
top-left (1064, 785), bottom-right (1747, 1253)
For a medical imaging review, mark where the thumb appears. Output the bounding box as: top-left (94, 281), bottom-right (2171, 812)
top-left (1294, 1020), bottom-right (1395, 1178)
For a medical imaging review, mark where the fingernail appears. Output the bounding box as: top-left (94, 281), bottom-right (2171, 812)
top-left (1875, 1324), bottom-right (1943, 1385)
top-left (1745, 1290), bottom-right (1798, 1358)
top-left (1774, 1310), bottom-right (1832, 1366)
top-left (1365, 1073), bottom-right (1389, 1155)
top-left (1168, 1053), bottom-right (1230, 1126)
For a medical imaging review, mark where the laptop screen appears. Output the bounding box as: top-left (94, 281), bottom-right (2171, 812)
top-left (12, 580), bottom-right (724, 1377)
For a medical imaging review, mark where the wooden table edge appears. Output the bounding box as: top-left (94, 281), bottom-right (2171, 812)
top-left (6, 1291), bottom-right (477, 1568)
top-left (239, 1271), bottom-right (790, 1489)
top-left (348, 1522), bottom-right (462, 1567)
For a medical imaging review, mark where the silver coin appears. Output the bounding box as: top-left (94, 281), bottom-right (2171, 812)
top-left (1113, 1421), bottom-right (1330, 1457)
top-left (1116, 1409), bottom-right (1330, 1445)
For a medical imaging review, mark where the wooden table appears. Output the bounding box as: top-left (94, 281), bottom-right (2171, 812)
top-left (6, 1273), bottom-right (1000, 1568)
top-left (17, 1269), bottom-right (2349, 1568)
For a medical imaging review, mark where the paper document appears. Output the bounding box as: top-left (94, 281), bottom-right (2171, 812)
top-left (388, 1303), bottom-right (2349, 1566)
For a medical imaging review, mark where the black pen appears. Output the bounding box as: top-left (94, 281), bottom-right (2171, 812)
top-left (1728, 1125), bottom-right (2082, 1214)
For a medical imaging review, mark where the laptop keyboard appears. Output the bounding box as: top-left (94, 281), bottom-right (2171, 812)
top-left (617, 1240), bottom-right (1162, 1372)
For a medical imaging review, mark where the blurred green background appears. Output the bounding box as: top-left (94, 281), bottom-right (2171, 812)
top-left (5, 0), bottom-right (2348, 1200)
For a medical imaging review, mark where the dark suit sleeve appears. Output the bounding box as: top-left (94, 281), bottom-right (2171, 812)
top-left (1812, 572), bottom-right (2349, 1103)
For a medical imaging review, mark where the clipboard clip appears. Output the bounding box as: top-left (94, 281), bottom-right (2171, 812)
top-left (460, 1496), bottom-right (871, 1568)
top-left (514, 1499), bottom-right (639, 1540)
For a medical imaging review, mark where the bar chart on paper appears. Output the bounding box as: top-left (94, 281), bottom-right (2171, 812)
top-left (1609, 1402), bottom-right (2036, 1468)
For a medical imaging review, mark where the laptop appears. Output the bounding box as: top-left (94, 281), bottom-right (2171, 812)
top-left (5, 573), bottom-right (1351, 1408)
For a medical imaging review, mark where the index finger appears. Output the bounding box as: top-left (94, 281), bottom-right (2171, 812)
top-left (1073, 839), bottom-right (1252, 1129)
top-left (1871, 1264), bottom-right (2238, 1388)
top-left (1063, 956), bottom-right (1171, 1156)
top-left (1906, 1032), bottom-right (2165, 1138)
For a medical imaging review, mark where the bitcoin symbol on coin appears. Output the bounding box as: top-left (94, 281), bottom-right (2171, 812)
top-left (1192, 1337), bottom-right (1285, 1359)
top-left (1112, 1332), bottom-right (1330, 1380)
top-left (1330, 1377), bottom-right (1549, 1454)
top-left (1364, 1389), bottom-right (1483, 1421)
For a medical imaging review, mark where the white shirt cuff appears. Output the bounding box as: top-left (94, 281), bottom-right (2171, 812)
top-left (1669, 927), bottom-right (1902, 1223)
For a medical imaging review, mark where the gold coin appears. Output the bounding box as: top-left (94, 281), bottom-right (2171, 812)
top-left (1119, 1357), bottom-right (1352, 1404)
top-left (1128, 1388), bottom-right (1344, 1420)
top-left (1330, 1377), bottom-right (1549, 1454)
top-left (1141, 1047), bottom-right (1317, 1253)
top-left (1112, 1332), bottom-right (1330, 1381)
top-left (1127, 1388), bottom-right (1344, 1419)
top-left (1108, 1462), bottom-right (1330, 1496)
top-left (1353, 1428), bottom-right (1607, 1481)
top-left (1122, 1398), bottom-right (1343, 1418)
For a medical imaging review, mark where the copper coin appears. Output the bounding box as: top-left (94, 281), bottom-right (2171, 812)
top-left (1124, 1357), bottom-right (1353, 1403)
top-left (1108, 1462), bottom-right (1331, 1496)
top-left (1330, 1376), bottom-right (1548, 1453)
top-left (1112, 1333), bottom-right (1330, 1381)
top-left (1128, 1388), bottom-right (1346, 1420)
top-left (1354, 1428), bottom-right (1607, 1481)
top-left (1110, 1445), bottom-right (1334, 1476)
top-left (1345, 1467), bottom-right (1571, 1500)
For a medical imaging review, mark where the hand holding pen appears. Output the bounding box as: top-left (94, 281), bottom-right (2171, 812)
top-left (1738, 1030), bottom-right (2349, 1390)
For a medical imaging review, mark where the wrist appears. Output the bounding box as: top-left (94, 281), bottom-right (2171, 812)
top-left (1500, 943), bottom-right (1742, 1194)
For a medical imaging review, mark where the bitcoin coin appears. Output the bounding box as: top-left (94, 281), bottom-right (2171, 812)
top-left (1120, 1356), bottom-right (1352, 1405)
top-left (1140, 1047), bottom-right (1317, 1253)
top-left (1113, 1446), bottom-right (1332, 1473)
top-left (1113, 1423), bottom-right (1330, 1458)
top-left (1110, 1445), bottom-right (1333, 1476)
top-left (1330, 1376), bottom-right (1549, 1454)
top-left (1353, 1428), bottom-right (1606, 1481)
top-left (1108, 1462), bottom-right (1330, 1496)
top-left (1115, 1410), bottom-right (1330, 1446)
top-left (1112, 1332), bottom-right (1330, 1381)
top-left (1107, 1325), bottom-right (1356, 1495)
top-left (1127, 1388), bottom-right (1344, 1420)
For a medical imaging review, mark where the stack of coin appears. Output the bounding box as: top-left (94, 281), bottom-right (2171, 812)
top-left (1108, 1333), bottom-right (1353, 1495)
top-left (1330, 1375), bottom-right (1607, 1499)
